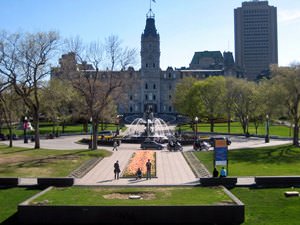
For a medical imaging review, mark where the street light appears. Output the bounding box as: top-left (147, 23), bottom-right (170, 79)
top-left (23, 116), bottom-right (28, 143)
top-left (194, 116), bottom-right (199, 141)
top-left (265, 114), bottom-right (270, 143)
top-left (89, 117), bottom-right (93, 149)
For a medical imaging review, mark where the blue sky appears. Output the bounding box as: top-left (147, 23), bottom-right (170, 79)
top-left (1, 0), bottom-right (300, 69)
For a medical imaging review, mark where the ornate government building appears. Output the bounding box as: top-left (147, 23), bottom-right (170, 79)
top-left (53, 9), bottom-right (237, 115)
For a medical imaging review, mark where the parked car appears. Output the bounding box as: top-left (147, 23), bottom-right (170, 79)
top-left (141, 140), bottom-right (164, 150)
top-left (98, 130), bottom-right (114, 140)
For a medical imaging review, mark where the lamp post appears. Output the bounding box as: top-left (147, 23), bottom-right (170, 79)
top-left (194, 116), bottom-right (199, 141)
top-left (265, 114), bottom-right (270, 143)
top-left (89, 117), bottom-right (93, 149)
top-left (246, 115), bottom-right (249, 137)
top-left (23, 116), bottom-right (28, 143)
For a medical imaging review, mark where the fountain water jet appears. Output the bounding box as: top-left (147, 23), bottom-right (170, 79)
top-left (123, 109), bottom-right (173, 141)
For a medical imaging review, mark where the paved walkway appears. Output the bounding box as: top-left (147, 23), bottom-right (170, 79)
top-left (75, 149), bottom-right (197, 186)
top-left (1, 135), bottom-right (291, 186)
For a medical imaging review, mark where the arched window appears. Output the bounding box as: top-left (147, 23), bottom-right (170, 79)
top-left (153, 84), bottom-right (156, 89)
top-left (145, 83), bottom-right (148, 89)
top-left (153, 95), bottom-right (156, 100)
top-left (145, 94), bottom-right (148, 100)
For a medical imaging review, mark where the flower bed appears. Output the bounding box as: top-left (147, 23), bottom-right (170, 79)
top-left (122, 151), bottom-right (156, 178)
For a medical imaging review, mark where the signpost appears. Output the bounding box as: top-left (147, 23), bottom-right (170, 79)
top-left (213, 137), bottom-right (229, 175)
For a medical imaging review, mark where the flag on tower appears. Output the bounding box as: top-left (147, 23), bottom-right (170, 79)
top-left (152, 0), bottom-right (156, 2)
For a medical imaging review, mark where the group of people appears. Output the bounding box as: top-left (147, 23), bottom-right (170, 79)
top-left (213, 167), bottom-right (227, 178)
top-left (113, 159), bottom-right (152, 180)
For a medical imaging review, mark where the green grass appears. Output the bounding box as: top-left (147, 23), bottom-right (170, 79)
top-left (178, 122), bottom-right (292, 137)
top-left (194, 145), bottom-right (300, 176)
top-left (232, 187), bottom-right (300, 225)
top-left (1, 122), bottom-right (121, 136)
top-left (0, 144), bottom-right (111, 177)
top-left (0, 187), bottom-right (40, 223)
top-left (31, 186), bottom-right (233, 206)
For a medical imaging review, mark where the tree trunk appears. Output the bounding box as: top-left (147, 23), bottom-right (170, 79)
top-left (227, 113), bottom-right (231, 134)
top-left (293, 120), bottom-right (299, 146)
top-left (210, 118), bottom-right (214, 133)
top-left (9, 126), bottom-right (13, 147)
top-left (92, 121), bottom-right (98, 150)
top-left (33, 111), bottom-right (40, 149)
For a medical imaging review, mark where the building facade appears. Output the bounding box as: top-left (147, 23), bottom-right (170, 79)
top-left (234, 0), bottom-right (278, 80)
top-left (53, 10), bottom-right (238, 115)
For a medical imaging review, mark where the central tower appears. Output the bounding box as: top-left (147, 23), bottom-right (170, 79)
top-left (140, 8), bottom-right (161, 113)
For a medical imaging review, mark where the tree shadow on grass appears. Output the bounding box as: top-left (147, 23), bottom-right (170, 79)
top-left (229, 145), bottom-right (300, 164)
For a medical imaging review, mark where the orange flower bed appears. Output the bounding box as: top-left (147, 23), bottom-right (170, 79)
top-left (123, 151), bottom-right (156, 177)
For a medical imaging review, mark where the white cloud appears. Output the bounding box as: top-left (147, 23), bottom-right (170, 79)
top-left (278, 9), bottom-right (300, 23)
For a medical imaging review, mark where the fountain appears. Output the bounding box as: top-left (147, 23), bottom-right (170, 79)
top-left (123, 108), bottom-right (173, 141)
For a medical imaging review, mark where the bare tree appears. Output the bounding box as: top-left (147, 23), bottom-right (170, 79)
top-left (63, 35), bottom-right (136, 149)
top-left (0, 86), bottom-right (23, 147)
top-left (0, 31), bottom-right (60, 149)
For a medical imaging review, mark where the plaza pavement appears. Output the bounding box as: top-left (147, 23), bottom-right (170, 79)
top-left (2, 135), bottom-right (291, 186)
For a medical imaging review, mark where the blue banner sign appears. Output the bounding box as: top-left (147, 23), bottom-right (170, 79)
top-left (214, 139), bottom-right (228, 166)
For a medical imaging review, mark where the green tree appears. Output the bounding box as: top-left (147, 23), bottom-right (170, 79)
top-left (193, 76), bottom-right (226, 132)
top-left (270, 65), bottom-right (300, 146)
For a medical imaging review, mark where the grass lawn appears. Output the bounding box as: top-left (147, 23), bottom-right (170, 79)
top-left (1, 122), bottom-right (121, 136)
top-left (0, 144), bottom-right (111, 177)
top-left (232, 187), bottom-right (300, 225)
top-left (0, 187), bottom-right (40, 223)
top-left (31, 186), bottom-right (233, 206)
top-left (178, 122), bottom-right (291, 137)
top-left (194, 145), bottom-right (300, 176)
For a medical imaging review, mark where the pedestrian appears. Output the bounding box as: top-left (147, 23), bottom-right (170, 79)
top-left (213, 167), bottom-right (219, 177)
top-left (146, 159), bottom-right (152, 180)
top-left (114, 160), bottom-right (121, 179)
top-left (136, 168), bottom-right (142, 180)
top-left (220, 167), bottom-right (227, 178)
top-left (112, 140), bottom-right (118, 151)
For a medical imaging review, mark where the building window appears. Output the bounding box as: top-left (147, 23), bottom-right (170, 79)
top-left (145, 94), bottom-right (148, 100)
top-left (153, 84), bottom-right (156, 89)
top-left (149, 93), bottom-right (153, 101)
top-left (130, 95), bottom-right (133, 100)
top-left (130, 106), bottom-right (133, 112)
top-left (169, 106), bottom-right (172, 112)
top-left (168, 73), bottom-right (171, 78)
top-left (146, 63), bottom-right (148, 68)
top-left (153, 63), bottom-right (155, 68)
top-left (169, 85), bottom-right (172, 90)
top-left (145, 83), bottom-right (148, 89)
top-left (153, 95), bottom-right (156, 100)
top-left (164, 73), bottom-right (167, 79)
top-left (169, 95), bottom-right (172, 100)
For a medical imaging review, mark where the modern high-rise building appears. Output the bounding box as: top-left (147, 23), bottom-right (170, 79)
top-left (234, 0), bottom-right (278, 80)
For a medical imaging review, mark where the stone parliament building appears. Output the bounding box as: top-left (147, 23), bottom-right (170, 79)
top-left (52, 10), bottom-right (238, 115)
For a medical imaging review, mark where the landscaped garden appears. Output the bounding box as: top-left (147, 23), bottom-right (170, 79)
top-left (194, 145), bottom-right (300, 176)
top-left (232, 187), bottom-right (300, 225)
top-left (123, 151), bottom-right (156, 178)
top-left (30, 186), bottom-right (233, 206)
top-left (0, 144), bottom-right (111, 177)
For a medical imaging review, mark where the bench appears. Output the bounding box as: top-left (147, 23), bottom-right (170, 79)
top-left (0, 178), bottom-right (19, 187)
top-left (255, 176), bottom-right (300, 188)
top-left (37, 178), bottom-right (74, 187)
top-left (200, 177), bottom-right (237, 188)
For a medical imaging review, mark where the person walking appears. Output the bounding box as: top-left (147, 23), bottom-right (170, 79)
top-left (112, 140), bottom-right (118, 151)
top-left (146, 159), bottom-right (152, 180)
top-left (114, 160), bottom-right (121, 179)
